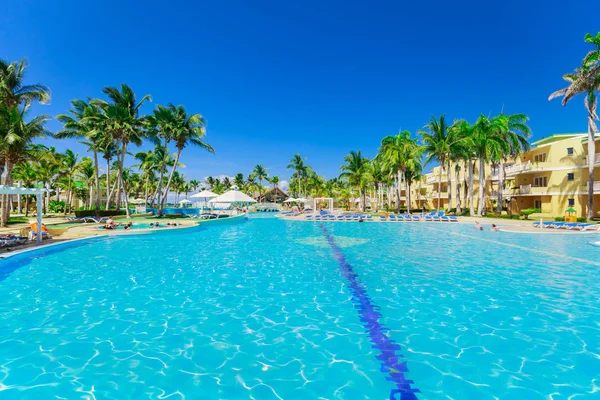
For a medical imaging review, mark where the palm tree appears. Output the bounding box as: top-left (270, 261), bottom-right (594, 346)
top-left (451, 120), bottom-right (476, 215)
top-left (234, 173), bottom-right (245, 190)
top-left (549, 34), bottom-right (600, 219)
top-left (88, 84), bottom-right (151, 217)
top-left (494, 114), bottom-right (531, 214)
top-left (0, 105), bottom-right (51, 225)
top-left (160, 105), bottom-right (214, 215)
top-left (12, 162), bottom-right (37, 215)
top-left (77, 157), bottom-right (96, 208)
top-left (420, 115), bottom-right (460, 212)
top-left (134, 149), bottom-right (160, 207)
top-left (471, 115), bottom-right (509, 215)
top-left (189, 179), bottom-right (200, 193)
top-left (253, 165), bottom-right (268, 200)
top-left (287, 154), bottom-right (308, 197)
top-left (0, 58), bottom-right (50, 108)
top-left (56, 99), bottom-right (105, 211)
top-left (379, 130), bottom-right (418, 211)
top-left (61, 149), bottom-right (79, 214)
top-left (340, 150), bottom-right (371, 212)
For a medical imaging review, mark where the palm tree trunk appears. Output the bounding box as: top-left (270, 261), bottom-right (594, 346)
top-left (437, 165), bottom-right (442, 212)
top-left (161, 148), bottom-right (182, 211)
top-left (463, 163), bottom-right (468, 211)
top-left (144, 175), bottom-right (149, 209)
top-left (455, 167), bottom-right (461, 214)
top-left (93, 150), bottom-right (101, 211)
top-left (117, 142), bottom-right (131, 218)
top-left (497, 161), bottom-right (504, 214)
top-left (395, 170), bottom-right (401, 212)
top-left (156, 138), bottom-right (169, 217)
top-left (64, 174), bottom-right (72, 215)
top-left (24, 195), bottom-right (30, 217)
top-left (587, 105), bottom-right (597, 220)
top-left (446, 160), bottom-right (452, 211)
top-left (0, 160), bottom-right (14, 227)
top-left (105, 157), bottom-right (113, 210)
top-left (468, 159), bottom-right (474, 216)
top-left (405, 179), bottom-right (410, 213)
top-left (477, 157), bottom-right (485, 216)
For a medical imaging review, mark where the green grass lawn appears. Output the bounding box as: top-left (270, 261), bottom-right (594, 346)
top-left (7, 216), bottom-right (28, 225)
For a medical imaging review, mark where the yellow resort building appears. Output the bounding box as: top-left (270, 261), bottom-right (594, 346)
top-left (418, 133), bottom-right (600, 218)
top-left (493, 133), bottom-right (600, 218)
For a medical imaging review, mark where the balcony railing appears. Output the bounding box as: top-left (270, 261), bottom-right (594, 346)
top-left (585, 154), bottom-right (600, 164)
top-left (517, 184), bottom-right (531, 194)
top-left (587, 181), bottom-right (600, 192)
top-left (490, 189), bottom-right (512, 197)
top-left (505, 161), bottom-right (532, 175)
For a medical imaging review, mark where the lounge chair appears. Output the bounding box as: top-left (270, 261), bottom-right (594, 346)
top-left (411, 215), bottom-right (420, 221)
top-left (0, 235), bottom-right (27, 248)
top-left (447, 216), bottom-right (458, 222)
top-left (305, 215), bottom-right (313, 220)
top-left (367, 215), bottom-right (373, 221)
top-left (432, 213), bottom-right (442, 222)
top-left (549, 222), bottom-right (566, 229)
top-left (389, 215), bottom-right (397, 221)
top-left (532, 221), bottom-right (553, 228)
top-left (379, 215), bottom-right (387, 221)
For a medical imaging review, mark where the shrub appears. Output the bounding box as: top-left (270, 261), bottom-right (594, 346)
top-left (520, 208), bottom-right (541, 219)
top-left (49, 200), bottom-right (65, 213)
top-left (510, 214), bottom-right (521, 220)
top-left (554, 217), bottom-right (565, 222)
top-left (577, 217), bottom-right (587, 223)
top-left (75, 210), bottom-right (127, 217)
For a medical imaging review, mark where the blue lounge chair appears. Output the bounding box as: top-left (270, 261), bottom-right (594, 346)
top-left (367, 215), bottom-right (373, 221)
top-left (448, 216), bottom-right (458, 222)
top-left (337, 215), bottom-right (345, 220)
top-left (379, 215), bottom-right (387, 221)
top-left (305, 215), bottom-right (313, 220)
top-left (389, 215), bottom-right (397, 221)
top-left (532, 221), bottom-right (552, 228)
top-left (411, 215), bottom-right (420, 221)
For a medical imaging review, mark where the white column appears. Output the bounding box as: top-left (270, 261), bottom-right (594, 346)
top-left (17, 182), bottom-right (22, 213)
top-left (36, 193), bottom-right (43, 243)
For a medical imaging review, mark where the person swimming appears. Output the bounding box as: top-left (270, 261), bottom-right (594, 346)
top-left (474, 221), bottom-right (483, 231)
top-left (491, 224), bottom-right (499, 231)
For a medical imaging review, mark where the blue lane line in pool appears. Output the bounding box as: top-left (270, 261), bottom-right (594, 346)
top-left (319, 223), bottom-right (419, 400)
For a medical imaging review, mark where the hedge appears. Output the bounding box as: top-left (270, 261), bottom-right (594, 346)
top-left (75, 210), bottom-right (127, 217)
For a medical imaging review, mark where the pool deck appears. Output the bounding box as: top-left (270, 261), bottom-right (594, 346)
top-left (280, 213), bottom-right (600, 234)
top-left (0, 214), bottom-right (248, 255)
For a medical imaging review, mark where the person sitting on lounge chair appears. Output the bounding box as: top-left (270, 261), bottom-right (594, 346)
top-left (28, 222), bottom-right (51, 240)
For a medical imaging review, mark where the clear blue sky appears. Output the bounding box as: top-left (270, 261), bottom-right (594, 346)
top-left (2, 0), bottom-right (599, 186)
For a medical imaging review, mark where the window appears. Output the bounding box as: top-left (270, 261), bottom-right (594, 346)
top-left (568, 199), bottom-right (575, 207)
top-left (534, 199), bottom-right (542, 209)
top-left (567, 173), bottom-right (574, 181)
top-left (534, 153), bottom-right (547, 163)
top-left (567, 147), bottom-right (574, 155)
top-left (533, 176), bottom-right (547, 187)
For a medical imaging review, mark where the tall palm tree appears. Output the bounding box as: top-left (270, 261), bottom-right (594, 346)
top-left (134, 149), bottom-right (160, 207)
top-left (451, 120), bottom-right (476, 215)
top-left (0, 58), bottom-right (50, 108)
top-left (88, 84), bottom-right (151, 217)
top-left (379, 130), bottom-right (419, 212)
top-left (287, 154), bottom-right (308, 197)
top-left (189, 179), bottom-right (200, 193)
top-left (61, 149), bottom-right (80, 214)
top-left (471, 115), bottom-right (509, 216)
top-left (0, 105), bottom-right (51, 225)
top-left (234, 173), bottom-right (245, 190)
top-left (56, 99), bottom-right (105, 211)
top-left (253, 164), bottom-right (268, 200)
top-left (494, 114), bottom-right (531, 214)
top-left (420, 115), bottom-right (460, 212)
top-left (160, 105), bottom-right (213, 214)
top-left (340, 150), bottom-right (371, 212)
top-left (549, 34), bottom-right (600, 219)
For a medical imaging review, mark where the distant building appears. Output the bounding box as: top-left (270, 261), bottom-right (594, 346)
top-left (263, 187), bottom-right (288, 203)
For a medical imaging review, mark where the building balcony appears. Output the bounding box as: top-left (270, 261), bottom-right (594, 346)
top-left (585, 153), bottom-right (600, 164)
top-left (588, 181), bottom-right (600, 192)
top-left (505, 162), bottom-right (533, 175)
top-left (489, 189), bottom-right (512, 197)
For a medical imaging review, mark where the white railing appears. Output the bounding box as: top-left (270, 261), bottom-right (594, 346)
top-left (587, 181), bottom-right (600, 192)
top-left (490, 189), bottom-right (512, 197)
top-left (518, 184), bottom-right (531, 194)
top-left (585, 154), bottom-right (600, 164)
top-left (426, 175), bottom-right (437, 184)
top-left (505, 161), bottom-right (532, 175)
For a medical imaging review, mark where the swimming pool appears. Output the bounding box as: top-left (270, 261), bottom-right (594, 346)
top-left (1, 217), bottom-right (599, 398)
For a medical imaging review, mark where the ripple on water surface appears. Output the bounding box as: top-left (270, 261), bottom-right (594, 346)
top-left (0, 218), bottom-right (599, 399)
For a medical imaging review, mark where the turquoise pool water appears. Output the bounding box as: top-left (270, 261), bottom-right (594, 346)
top-left (1, 217), bottom-right (599, 399)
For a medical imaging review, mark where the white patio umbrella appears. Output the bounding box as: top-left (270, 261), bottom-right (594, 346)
top-left (283, 198), bottom-right (297, 203)
top-left (295, 197), bottom-right (308, 203)
top-left (179, 199), bottom-right (192, 204)
top-left (191, 190), bottom-right (218, 199)
top-left (190, 189), bottom-right (218, 211)
top-left (209, 190), bottom-right (257, 204)
top-left (129, 198), bottom-right (145, 204)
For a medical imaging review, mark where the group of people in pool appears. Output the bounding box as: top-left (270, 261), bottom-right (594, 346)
top-left (474, 221), bottom-right (500, 231)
